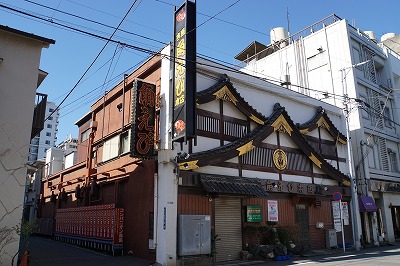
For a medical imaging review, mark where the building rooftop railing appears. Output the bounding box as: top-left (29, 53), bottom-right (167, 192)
top-left (287, 14), bottom-right (342, 44)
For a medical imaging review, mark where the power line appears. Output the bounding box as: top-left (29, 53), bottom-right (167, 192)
top-left (188, 0), bottom-right (242, 35)
top-left (0, 2), bottom-right (366, 117)
top-left (154, 0), bottom-right (267, 36)
top-left (44, 0), bottom-right (141, 122)
top-left (23, 0), bottom-right (168, 46)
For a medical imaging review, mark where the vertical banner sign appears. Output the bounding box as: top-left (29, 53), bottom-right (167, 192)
top-left (172, 0), bottom-right (196, 142)
top-left (131, 79), bottom-right (156, 158)
top-left (113, 208), bottom-right (124, 244)
top-left (267, 200), bottom-right (279, 222)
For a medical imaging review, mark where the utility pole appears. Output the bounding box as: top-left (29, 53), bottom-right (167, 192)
top-left (340, 60), bottom-right (370, 251)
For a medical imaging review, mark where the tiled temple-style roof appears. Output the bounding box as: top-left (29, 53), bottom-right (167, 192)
top-left (179, 77), bottom-right (351, 186)
top-left (197, 74), bottom-right (267, 125)
top-left (297, 106), bottom-right (347, 144)
top-left (200, 174), bottom-right (268, 197)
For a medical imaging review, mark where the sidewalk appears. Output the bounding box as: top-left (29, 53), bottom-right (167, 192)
top-left (214, 242), bottom-right (400, 266)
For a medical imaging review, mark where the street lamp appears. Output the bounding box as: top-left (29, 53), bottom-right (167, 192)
top-left (340, 60), bottom-right (369, 252)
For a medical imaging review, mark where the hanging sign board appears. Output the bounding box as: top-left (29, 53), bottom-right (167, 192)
top-left (247, 206), bottom-right (262, 222)
top-left (172, 0), bottom-right (196, 142)
top-left (131, 79), bottom-right (156, 158)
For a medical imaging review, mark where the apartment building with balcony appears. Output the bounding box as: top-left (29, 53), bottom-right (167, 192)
top-left (29, 101), bottom-right (60, 163)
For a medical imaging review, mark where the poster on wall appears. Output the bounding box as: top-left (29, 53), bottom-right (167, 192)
top-left (342, 202), bottom-right (349, 225)
top-left (268, 200), bottom-right (278, 222)
top-left (247, 206), bottom-right (262, 222)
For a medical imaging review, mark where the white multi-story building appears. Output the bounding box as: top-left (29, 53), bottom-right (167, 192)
top-left (56, 135), bottom-right (78, 169)
top-left (235, 14), bottom-right (400, 246)
top-left (28, 101), bottom-right (59, 163)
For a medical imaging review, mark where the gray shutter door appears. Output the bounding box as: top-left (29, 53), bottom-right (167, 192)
top-left (215, 198), bottom-right (242, 262)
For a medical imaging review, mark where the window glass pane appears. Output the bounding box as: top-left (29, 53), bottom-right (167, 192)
top-left (81, 129), bottom-right (90, 142)
top-left (121, 130), bottom-right (131, 154)
top-left (102, 135), bottom-right (119, 162)
top-left (390, 152), bottom-right (398, 172)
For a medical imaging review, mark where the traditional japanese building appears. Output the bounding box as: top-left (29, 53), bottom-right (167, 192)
top-left (38, 44), bottom-right (353, 265)
top-left (171, 64), bottom-right (353, 263)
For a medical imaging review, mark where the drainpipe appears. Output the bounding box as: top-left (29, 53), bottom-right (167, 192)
top-left (153, 172), bottom-right (158, 249)
top-left (85, 113), bottom-right (96, 205)
top-left (122, 74), bottom-right (128, 132)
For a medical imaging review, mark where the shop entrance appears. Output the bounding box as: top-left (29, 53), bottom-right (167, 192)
top-left (214, 197), bottom-right (242, 262)
top-left (391, 206), bottom-right (400, 240)
top-left (295, 204), bottom-right (310, 250)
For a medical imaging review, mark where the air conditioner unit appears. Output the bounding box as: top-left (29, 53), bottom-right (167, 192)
top-left (90, 121), bottom-right (98, 129)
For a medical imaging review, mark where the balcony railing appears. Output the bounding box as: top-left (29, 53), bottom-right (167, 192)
top-left (31, 93), bottom-right (47, 139)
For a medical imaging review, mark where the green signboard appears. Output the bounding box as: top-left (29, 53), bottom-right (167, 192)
top-left (247, 206), bottom-right (262, 222)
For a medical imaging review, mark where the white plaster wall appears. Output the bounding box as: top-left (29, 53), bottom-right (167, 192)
top-left (222, 100), bottom-right (247, 120)
top-left (278, 132), bottom-right (297, 149)
top-left (0, 30), bottom-right (46, 264)
top-left (282, 174), bottom-right (312, 183)
top-left (191, 136), bottom-right (220, 154)
top-left (314, 177), bottom-right (337, 186)
top-left (195, 165), bottom-right (239, 177)
top-left (242, 170), bottom-right (279, 180)
top-left (262, 134), bottom-right (278, 145)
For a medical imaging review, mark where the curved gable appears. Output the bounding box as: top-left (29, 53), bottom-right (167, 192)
top-left (178, 103), bottom-right (350, 186)
top-left (298, 107), bottom-right (347, 144)
top-left (197, 74), bottom-right (266, 125)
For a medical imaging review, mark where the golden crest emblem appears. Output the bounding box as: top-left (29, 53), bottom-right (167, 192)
top-left (273, 149), bottom-right (287, 170)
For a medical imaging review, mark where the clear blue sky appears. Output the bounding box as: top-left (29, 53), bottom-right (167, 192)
top-left (1, 0), bottom-right (399, 143)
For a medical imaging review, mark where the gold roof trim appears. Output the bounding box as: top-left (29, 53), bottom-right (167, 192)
top-left (271, 114), bottom-right (293, 136)
top-left (237, 140), bottom-right (255, 156)
top-left (179, 160), bottom-right (199, 171)
top-left (213, 85), bottom-right (238, 105)
top-left (309, 153), bottom-right (322, 168)
top-left (249, 114), bottom-right (264, 125)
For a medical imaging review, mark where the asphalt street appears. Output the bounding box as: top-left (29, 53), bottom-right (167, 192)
top-left (27, 236), bottom-right (400, 266)
top-left (28, 236), bottom-right (153, 266)
top-left (252, 244), bottom-right (400, 266)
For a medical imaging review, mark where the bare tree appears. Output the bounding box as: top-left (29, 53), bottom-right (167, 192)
top-left (0, 226), bottom-right (17, 261)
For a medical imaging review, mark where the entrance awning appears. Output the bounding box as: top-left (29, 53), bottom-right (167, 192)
top-left (358, 195), bottom-right (377, 212)
top-left (200, 174), bottom-right (268, 197)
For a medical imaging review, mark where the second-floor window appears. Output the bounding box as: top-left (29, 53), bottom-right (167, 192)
top-left (381, 101), bottom-right (393, 128)
top-left (47, 124), bottom-right (52, 129)
top-left (101, 130), bottom-right (131, 163)
top-left (388, 149), bottom-right (398, 172)
top-left (81, 128), bottom-right (90, 142)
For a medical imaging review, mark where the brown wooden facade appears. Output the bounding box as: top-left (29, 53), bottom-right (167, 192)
top-left (38, 55), bottom-right (162, 261)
